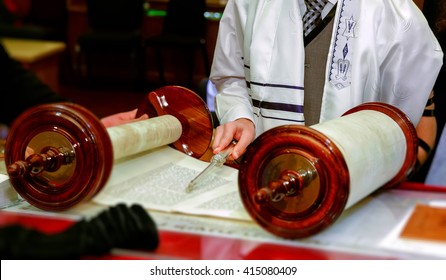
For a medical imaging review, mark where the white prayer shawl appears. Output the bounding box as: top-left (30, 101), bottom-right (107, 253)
top-left (210, 0), bottom-right (443, 137)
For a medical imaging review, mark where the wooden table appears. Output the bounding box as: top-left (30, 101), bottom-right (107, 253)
top-left (1, 38), bottom-right (66, 93)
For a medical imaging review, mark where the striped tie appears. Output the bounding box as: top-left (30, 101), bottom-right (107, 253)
top-left (302, 0), bottom-right (328, 37)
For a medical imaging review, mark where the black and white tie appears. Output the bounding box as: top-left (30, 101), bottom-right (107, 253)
top-left (302, 0), bottom-right (328, 37)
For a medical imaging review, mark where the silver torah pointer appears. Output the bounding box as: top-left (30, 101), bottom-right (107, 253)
top-left (186, 141), bottom-right (236, 193)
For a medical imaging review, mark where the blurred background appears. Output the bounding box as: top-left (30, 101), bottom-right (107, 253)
top-left (0, 0), bottom-right (225, 118)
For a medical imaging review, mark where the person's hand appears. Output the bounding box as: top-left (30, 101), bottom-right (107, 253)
top-left (100, 109), bottom-right (148, 128)
top-left (212, 118), bottom-right (255, 160)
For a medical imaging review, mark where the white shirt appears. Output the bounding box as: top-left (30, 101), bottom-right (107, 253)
top-left (210, 0), bottom-right (443, 136)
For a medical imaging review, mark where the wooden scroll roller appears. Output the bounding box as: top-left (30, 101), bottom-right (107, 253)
top-left (4, 86), bottom-right (213, 211)
top-left (238, 102), bottom-right (418, 238)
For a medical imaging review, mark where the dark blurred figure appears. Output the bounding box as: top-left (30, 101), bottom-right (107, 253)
top-left (411, 0), bottom-right (446, 182)
top-left (0, 42), bottom-right (147, 136)
top-left (0, 42), bottom-right (65, 127)
top-left (425, 1), bottom-right (446, 131)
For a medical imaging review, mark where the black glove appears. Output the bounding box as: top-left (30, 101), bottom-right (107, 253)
top-left (0, 203), bottom-right (159, 259)
top-left (85, 203), bottom-right (159, 255)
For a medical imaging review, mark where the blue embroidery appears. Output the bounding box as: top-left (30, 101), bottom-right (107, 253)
top-left (342, 43), bottom-right (348, 59)
top-left (343, 16), bottom-right (356, 38)
top-left (329, 0), bottom-right (357, 90)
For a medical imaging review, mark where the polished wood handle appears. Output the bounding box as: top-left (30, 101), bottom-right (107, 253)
top-left (255, 169), bottom-right (316, 204)
top-left (4, 86), bottom-right (214, 211)
top-left (8, 146), bottom-right (74, 178)
top-left (239, 102), bottom-right (417, 239)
